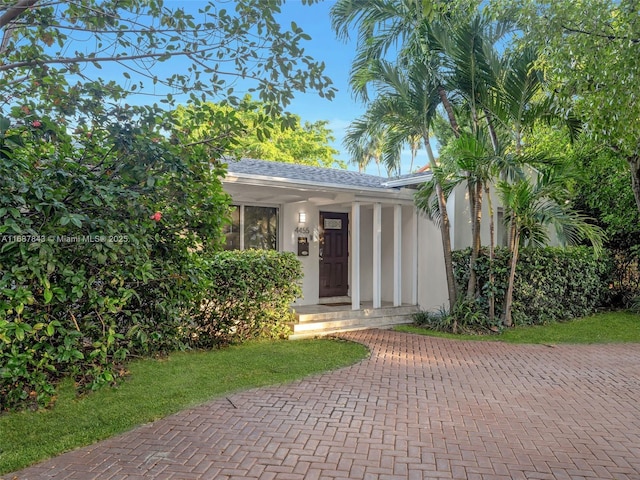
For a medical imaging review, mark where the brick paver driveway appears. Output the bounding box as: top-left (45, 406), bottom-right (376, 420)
top-left (8, 329), bottom-right (640, 479)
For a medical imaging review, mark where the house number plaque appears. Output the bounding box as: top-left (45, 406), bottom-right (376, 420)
top-left (324, 218), bottom-right (342, 230)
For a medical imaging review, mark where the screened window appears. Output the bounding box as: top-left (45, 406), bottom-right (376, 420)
top-left (223, 206), bottom-right (240, 250)
top-left (223, 205), bottom-right (278, 251)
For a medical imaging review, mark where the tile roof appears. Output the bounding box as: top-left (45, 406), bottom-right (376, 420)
top-left (224, 158), bottom-right (431, 190)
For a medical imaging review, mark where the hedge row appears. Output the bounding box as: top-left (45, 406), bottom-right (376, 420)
top-left (0, 250), bottom-right (302, 411)
top-left (452, 246), bottom-right (613, 326)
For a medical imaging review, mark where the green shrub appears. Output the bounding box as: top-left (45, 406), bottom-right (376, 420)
top-left (188, 250), bottom-right (302, 347)
top-left (0, 108), bottom-right (233, 411)
top-left (411, 307), bottom-right (453, 331)
top-left (452, 246), bottom-right (613, 327)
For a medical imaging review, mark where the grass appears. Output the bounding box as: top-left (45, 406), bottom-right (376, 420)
top-left (0, 338), bottom-right (369, 475)
top-left (395, 310), bottom-right (640, 344)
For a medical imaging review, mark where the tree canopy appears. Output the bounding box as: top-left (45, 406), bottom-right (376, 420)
top-left (174, 98), bottom-right (341, 168)
top-left (0, 0), bottom-right (335, 118)
top-left (0, 0), bottom-right (339, 411)
top-left (493, 0), bottom-right (640, 213)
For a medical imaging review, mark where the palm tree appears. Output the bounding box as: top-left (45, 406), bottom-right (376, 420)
top-left (497, 168), bottom-right (605, 326)
top-left (331, 1), bottom-right (510, 312)
top-left (343, 120), bottom-right (385, 175)
top-left (343, 57), bottom-right (459, 311)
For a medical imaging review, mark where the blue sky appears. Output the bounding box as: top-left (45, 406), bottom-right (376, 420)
top-left (82, 0), bottom-right (427, 176)
top-left (271, 1), bottom-right (430, 176)
top-left (154, 0), bottom-right (429, 177)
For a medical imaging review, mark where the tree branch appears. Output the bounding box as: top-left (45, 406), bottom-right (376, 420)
top-left (0, 0), bottom-right (40, 29)
top-left (0, 45), bottom-right (247, 74)
top-left (561, 23), bottom-right (640, 44)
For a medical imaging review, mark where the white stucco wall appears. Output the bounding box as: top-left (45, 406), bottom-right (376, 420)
top-left (416, 213), bottom-right (450, 312)
top-left (283, 202), bottom-right (320, 306)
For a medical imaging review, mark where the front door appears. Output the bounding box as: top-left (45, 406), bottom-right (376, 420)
top-left (319, 212), bottom-right (349, 297)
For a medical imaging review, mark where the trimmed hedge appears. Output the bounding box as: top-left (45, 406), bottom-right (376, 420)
top-left (452, 246), bottom-right (613, 326)
top-left (0, 249), bottom-right (302, 411)
top-left (188, 250), bottom-right (303, 348)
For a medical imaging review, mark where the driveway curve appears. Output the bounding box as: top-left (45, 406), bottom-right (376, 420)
top-left (8, 329), bottom-right (640, 479)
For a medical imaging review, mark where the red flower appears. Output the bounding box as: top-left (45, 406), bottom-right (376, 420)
top-left (31, 120), bottom-right (42, 128)
top-left (150, 211), bottom-right (162, 222)
top-left (21, 106), bottom-right (30, 114)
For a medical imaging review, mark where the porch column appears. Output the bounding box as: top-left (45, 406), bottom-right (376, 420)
top-left (393, 204), bottom-right (402, 306)
top-left (412, 207), bottom-right (418, 305)
top-left (373, 202), bottom-right (382, 309)
top-left (351, 202), bottom-right (361, 311)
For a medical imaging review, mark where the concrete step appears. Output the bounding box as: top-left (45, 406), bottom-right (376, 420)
top-left (295, 304), bottom-right (418, 323)
top-left (288, 305), bottom-right (418, 340)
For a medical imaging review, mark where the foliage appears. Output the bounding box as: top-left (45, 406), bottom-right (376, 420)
top-left (400, 310), bottom-right (640, 343)
top-left (411, 306), bottom-right (455, 332)
top-left (174, 98), bottom-right (342, 168)
top-left (0, 105), bottom-right (234, 411)
top-left (571, 141), bottom-right (640, 244)
top-left (412, 300), bottom-right (499, 334)
top-left (568, 138), bottom-right (640, 307)
top-left (631, 296), bottom-right (640, 314)
top-left (0, 0), bottom-right (335, 414)
top-left (0, 0), bottom-right (335, 113)
top-left (491, 0), bottom-right (640, 213)
top-left (188, 250), bottom-right (303, 348)
top-left (452, 246), bottom-right (613, 326)
top-left (0, 338), bottom-right (368, 475)
top-left (0, 105), bottom-right (302, 412)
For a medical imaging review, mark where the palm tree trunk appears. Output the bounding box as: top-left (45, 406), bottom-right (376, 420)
top-left (485, 183), bottom-right (495, 323)
top-left (438, 86), bottom-right (460, 138)
top-left (425, 133), bottom-right (458, 316)
top-left (503, 230), bottom-right (520, 327)
top-left (436, 182), bottom-right (458, 317)
top-left (484, 108), bottom-right (499, 154)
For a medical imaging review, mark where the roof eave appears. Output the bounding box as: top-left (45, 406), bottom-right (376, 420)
top-left (224, 171), bottom-right (415, 201)
top-left (381, 173), bottom-right (433, 188)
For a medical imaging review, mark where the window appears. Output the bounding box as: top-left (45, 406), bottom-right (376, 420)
top-left (223, 205), bottom-right (278, 251)
top-left (223, 206), bottom-right (240, 250)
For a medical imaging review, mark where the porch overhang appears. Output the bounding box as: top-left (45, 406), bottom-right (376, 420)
top-left (221, 159), bottom-right (423, 315)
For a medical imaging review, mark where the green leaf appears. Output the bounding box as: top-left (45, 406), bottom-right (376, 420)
top-left (0, 116), bottom-right (11, 134)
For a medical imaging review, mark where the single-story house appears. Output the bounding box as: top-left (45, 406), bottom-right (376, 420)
top-left (220, 158), bottom-right (480, 336)
top-left (223, 159), bottom-right (559, 336)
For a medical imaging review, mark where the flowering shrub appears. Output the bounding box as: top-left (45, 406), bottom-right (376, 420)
top-left (0, 105), bottom-right (234, 411)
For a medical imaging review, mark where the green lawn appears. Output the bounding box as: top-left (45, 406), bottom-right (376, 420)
top-left (0, 338), bottom-right (369, 475)
top-left (395, 311), bottom-right (640, 344)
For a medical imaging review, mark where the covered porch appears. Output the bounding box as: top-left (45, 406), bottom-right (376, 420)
top-left (222, 160), bottom-right (422, 313)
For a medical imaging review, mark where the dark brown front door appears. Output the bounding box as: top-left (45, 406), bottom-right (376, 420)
top-left (319, 212), bottom-right (349, 297)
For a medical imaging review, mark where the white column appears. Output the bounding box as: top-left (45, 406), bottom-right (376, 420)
top-left (373, 202), bottom-right (382, 309)
top-left (351, 202), bottom-right (361, 311)
top-left (393, 204), bottom-right (402, 307)
top-left (412, 207), bottom-right (418, 305)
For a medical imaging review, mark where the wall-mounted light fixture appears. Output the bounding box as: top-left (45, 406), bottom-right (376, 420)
top-left (298, 211), bottom-right (307, 224)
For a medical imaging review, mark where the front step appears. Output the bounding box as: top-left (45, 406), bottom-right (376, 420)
top-left (288, 305), bottom-right (418, 340)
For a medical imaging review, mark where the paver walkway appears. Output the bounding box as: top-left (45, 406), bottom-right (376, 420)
top-left (6, 329), bottom-right (640, 479)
